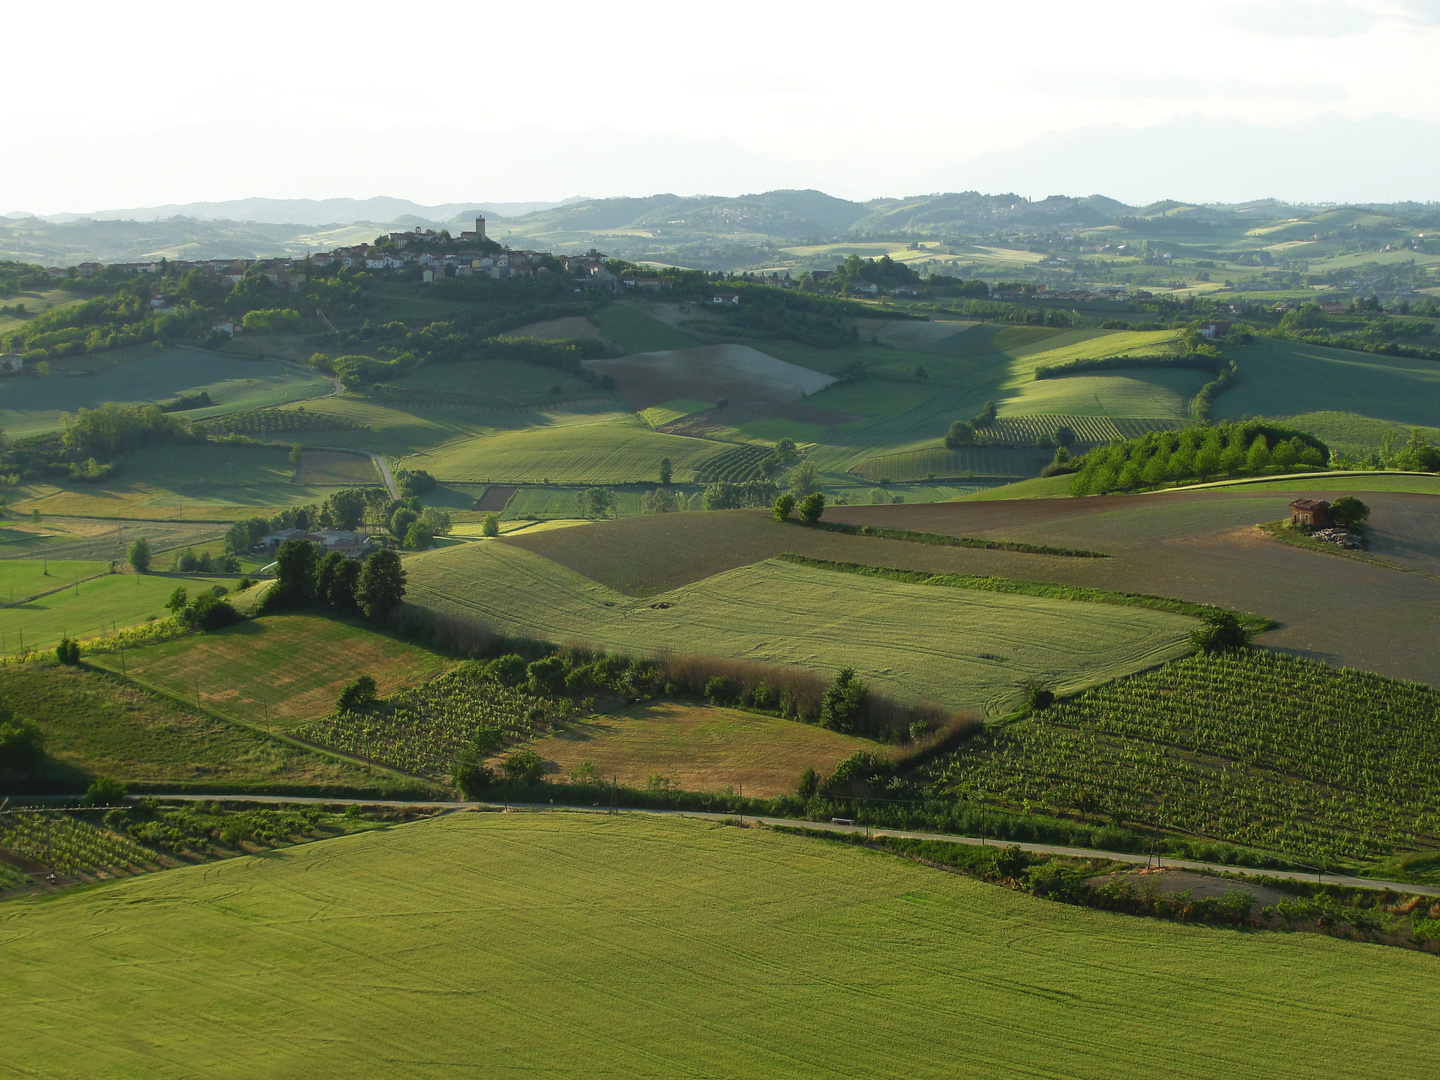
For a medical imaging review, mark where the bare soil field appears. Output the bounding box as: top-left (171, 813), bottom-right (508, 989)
top-left (502, 509), bottom-right (1102, 597)
top-left (519, 700), bottom-right (873, 795)
top-left (585, 344), bottom-right (835, 412)
top-left (828, 489), bottom-right (1440, 687)
top-left (472, 485), bottom-right (516, 512)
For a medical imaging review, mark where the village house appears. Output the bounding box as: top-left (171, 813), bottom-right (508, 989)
top-left (1197, 321), bottom-right (1231, 340)
top-left (1289, 499), bottom-right (1333, 528)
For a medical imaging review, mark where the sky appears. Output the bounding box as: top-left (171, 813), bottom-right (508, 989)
top-left (6, 0), bottom-right (1440, 213)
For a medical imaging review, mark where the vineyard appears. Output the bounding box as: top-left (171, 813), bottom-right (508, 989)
top-left (194, 406), bottom-right (368, 437)
top-left (297, 668), bottom-right (566, 778)
top-left (984, 415), bottom-right (1176, 446)
top-left (852, 445), bottom-right (1052, 481)
top-left (0, 813), bottom-right (160, 880)
top-left (933, 652), bottom-right (1440, 862)
top-left (694, 442), bottom-right (773, 483)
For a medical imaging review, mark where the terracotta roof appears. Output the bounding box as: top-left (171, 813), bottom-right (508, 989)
top-left (1289, 498), bottom-right (1330, 511)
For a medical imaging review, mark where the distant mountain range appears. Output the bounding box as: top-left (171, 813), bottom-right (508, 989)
top-left (2, 196), bottom-right (579, 227)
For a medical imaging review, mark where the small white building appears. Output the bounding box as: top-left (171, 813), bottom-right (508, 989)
top-left (0, 353), bottom-right (24, 374)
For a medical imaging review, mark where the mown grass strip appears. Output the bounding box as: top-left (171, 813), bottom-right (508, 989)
top-left (799, 519), bottom-right (1108, 558)
top-left (776, 553), bottom-right (1277, 631)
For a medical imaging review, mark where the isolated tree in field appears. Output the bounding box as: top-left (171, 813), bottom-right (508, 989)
top-left (481, 512), bottom-right (500, 537)
top-left (1053, 425), bottom-right (1077, 449)
top-left (127, 538), bottom-right (151, 573)
top-left (355, 549), bottom-right (406, 621)
top-left (336, 675), bottom-right (377, 712)
top-left (658, 457), bottom-right (672, 485)
top-left (945, 419), bottom-right (975, 449)
top-left (772, 492), bottom-right (796, 521)
top-left (501, 747), bottom-right (546, 783)
top-left (575, 488), bottom-right (616, 519)
top-left (1330, 496), bottom-right (1371, 528)
top-left (773, 437), bottom-right (799, 466)
top-left (789, 460), bottom-right (820, 498)
top-left (1189, 611), bottom-right (1251, 655)
top-left (797, 492), bottom-right (826, 525)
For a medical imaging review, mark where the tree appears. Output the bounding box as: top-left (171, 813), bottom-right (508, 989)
top-left (389, 507), bottom-right (418, 538)
top-left (1397, 428), bottom-right (1440, 472)
top-left (658, 457), bottom-right (673, 485)
top-left (326, 488), bottom-right (368, 530)
top-left (789, 460), bottom-right (820, 498)
top-left (797, 492), bottom-right (826, 524)
top-left (641, 488), bottom-right (680, 514)
top-left (336, 675), bottom-right (377, 712)
top-left (774, 438), bottom-right (799, 466)
top-left (127, 538), bottom-right (151, 573)
top-left (355, 549), bottom-right (406, 621)
top-left (452, 753), bottom-right (495, 799)
top-left (703, 481), bottom-right (744, 510)
top-left (945, 420), bottom-right (976, 449)
top-left (404, 521), bottom-right (434, 549)
top-left (481, 512), bottom-right (500, 537)
top-left (502, 748), bottom-right (546, 783)
top-left (0, 714), bottom-right (45, 776)
top-left (184, 593), bottom-right (240, 631)
top-left (1053, 425), bottom-right (1077, 449)
top-left (575, 488), bottom-right (616, 519)
top-left (772, 492), bottom-right (796, 521)
top-left (82, 776), bottom-right (127, 807)
top-left (166, 586), bottom-right (189, 614)
top-left (1245, 435), bottom-right (1271, 472)
top-left (271, 538), bottom-right (319, 608)
top-left (419, 507), bottom-right (452, 535)
top-left (1330, 496), bottom-right (1370, 528)
top-left (55, 637), bottom-right (80, 665)
top-left (1189, 611), bottom-right (1251, 655)
top-left (225, 517), bottom-right (268, 554)
top-left (796, 765), bottom-right (819, 798)
top-left (819, 667), bottom-right (866, 732)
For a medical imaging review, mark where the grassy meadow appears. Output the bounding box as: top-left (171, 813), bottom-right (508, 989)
top-left (92, 614), bottom-right (450, 728)
top-left (406, 542), bottom-right (1197, 714)
top-left (1, 813), bottom-right (1434, 1079)
top-left (1, 567), bottom-right (235, 652)
top-left (0, 663), bottom-right (396, 793)
top-left (0, 346), bottom-right (330, 438)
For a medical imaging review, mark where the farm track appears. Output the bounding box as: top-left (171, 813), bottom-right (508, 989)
top-left (77, 793), bottom-right (1440, 898)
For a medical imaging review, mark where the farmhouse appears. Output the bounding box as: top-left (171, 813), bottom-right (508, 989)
top-left (1289, 498), bottom-right (1333, 528)
top-left (0, 353), bottom-right (24, 374)
top-left (1197, 321), bottom-right (1232, 340)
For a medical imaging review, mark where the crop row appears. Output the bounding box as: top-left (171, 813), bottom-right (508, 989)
top-left (195, 408), bottom-right (367, 436)
top-left (297, 669), bottom-right (564, 779)
top-left (0, 813), bottom-right (159, 879)
top-left (984, 415), bottom-right (1175, 445)
top-left (930, 652), bottom-right (1440, 861)
top-left (694, 443), bottom-right (772, 484)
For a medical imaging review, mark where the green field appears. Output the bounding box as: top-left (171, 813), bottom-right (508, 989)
top-left (0, 663), bottom-right (395, 793)
top-left (97, 614), bottom-right (450, 728)
top-left (1, 813), bottom-right (1433, 1078)
top-left (406, 542), bottom-right (1196, 714)
top-left (415, 412), bottom-right (724, 483)
top-left (594, 303), bottom-right (700, 352)
top-left (11, 442), bottom-right (366, 521)
top-left (1269, 410), bottom-right (1440, 459)
top-left (1215, 339), bottom-right (1440, 428)
top-left (0, 346), bottom-right (330, 438)
top-left (383, 357), bottom-right (598, 405)
top-left (0, 566), bottom-right (235, 652)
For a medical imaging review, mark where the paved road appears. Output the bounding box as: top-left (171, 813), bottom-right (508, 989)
top-left (305, 446), bottom-right (401, 500)
top-left (111, 793), bottom-right (1440, 898)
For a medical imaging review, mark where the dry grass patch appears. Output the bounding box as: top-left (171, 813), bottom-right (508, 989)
top-left (524, 700), bottom-right (875, 796)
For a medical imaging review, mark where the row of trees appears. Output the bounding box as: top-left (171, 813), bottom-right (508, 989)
top-left (224, 487), bottom-right (451, 553)
top-left (1067, 422), bottom-right (1329, 495)
top-left (265, 540), bottom-right (407, 622)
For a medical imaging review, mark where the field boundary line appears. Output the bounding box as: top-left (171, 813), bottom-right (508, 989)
top-left (1160, 469), bottom-right (1440, 494)
top-left (69, 793), bottom-right (1440, 898)
top-left (80, 658), bottom-right (436, 789)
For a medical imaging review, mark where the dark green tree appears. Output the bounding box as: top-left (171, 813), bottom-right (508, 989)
top-left (501, 748), bottom-right (546, 783)
top-left (772, 492), bottom-right (796, 521)
top-left (127, 537), bottom-right (151, 573)
top-left (797, 492), bottom-right (826, 524)
top-left (658, 457), bottom-right (673, 485)
top-left (1329, 496), bottom-right (1371, 528)
top-left (819, 667), bottom-right (866, 732)
top-left (945, 420), bottom-right (975, 449)
top-left (272, 538), bottom-right (319, 608)
top-left (355, 549), bottom-right (406, 621)
top-left (1189, 611), bottom-right (1252, 655)
top-left (336, 675), bottom-right (377, 712)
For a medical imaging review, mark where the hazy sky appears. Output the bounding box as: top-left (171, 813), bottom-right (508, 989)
top-left (7, 0), bottom-right (1440, 212)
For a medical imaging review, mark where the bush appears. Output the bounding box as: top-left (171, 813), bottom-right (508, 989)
top-left (704, 675), bottom-right (729, 704)
top-left (82, 776), bottom-right (128, 807)
top-left (772, 492), bottom-right (796, 521)
top-left (55, 637), bottom-right (80, 665)
top-left (797, 492), bottom-right (826, 524)
top-left (991, 844), bottom-right (1031, 881)
top-left (501, 747), bottom-right (545, 783)
top-left (481, 512), bottom-right (501, 537)
top-left (526, 656), bottom-right (568, 695)
top-left (1188, 611), bottom-right (1252, 655)
top-left (452, 754), bottom-right (495, 799)
top-left (1024, 682), bottom-right (1055, 711)
top-left (796, 765), bottom-right (819, 798)
top-left (485, 654), bottom-right (529, 687)
top-left (336, 675), bottom-right (378, 712)
top-left (184, 593), bottom-right (240, 631)
top-left (0, 715), bottom-right (45, 774)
